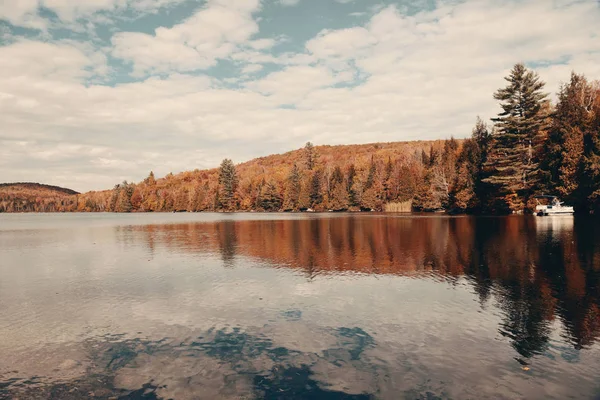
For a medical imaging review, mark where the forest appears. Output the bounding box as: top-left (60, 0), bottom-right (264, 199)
top-left (1, 63), bottom-right (599, 214)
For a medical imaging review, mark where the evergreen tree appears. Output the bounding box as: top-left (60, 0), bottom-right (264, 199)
top-left (421, 149), bottom-right (429, 165)
top-left (260, 182), bottom-right (282, 211)
top-left (218, 159), bottom-right (238, 211)
top-left (254, 180), bottom-right (264, 211)
top-left (365, 156), bottom-right (377, 189)
top-left (298, 178), bottom-right (311, 210)
top-left (145, 171), bottom-right (156, 186)
top-left (397, 164), bottom-right (417, 202)
top-left (283, 164), bottom-right (302, 211)
top-left (309, 170), bottom-right (323, 208)
top-left (451, 118), bottom-right (492, 212)
top-left (304, 142), bottom-right (317, 171)
top-left (330, 166), bottom-right (344, 187)
top-left (483, 63), bottom-right (550, 211)
top-left (326, 166), bottom-right (348, 211)
top-left (428, 145), bottom-right (438, 167)
top-left (347, 164), bottom-right (359, 207)
top-left (383, 157), bottom-right (394, 201)
top-left (328, 180), bottom-right (349, 211)
top-left (412, 170), bottom-right (439, 211)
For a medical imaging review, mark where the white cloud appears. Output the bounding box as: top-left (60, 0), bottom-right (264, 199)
top-left (306, 27), bottom-right (374, 59)
top-left (279, 0), bottom-right (300, 6)
top-left (43, 0), bottom-right (125, 21)
top-left (0, 39), bottom-right (107, 82)
top-left (111, 0), bottom-right (262, 75)
top-left (241, 63), bottom-right (263, 74)
top-left (248, 38), bottom-right (276, 50)
top-left (0, 0), bottom-right (46, 29)
top-left (0, 0), bottom-right (189, 28)
top-left (246, 65), bottom-right (357, 104)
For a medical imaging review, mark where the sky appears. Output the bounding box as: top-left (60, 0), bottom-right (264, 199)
top-left (1, 0), bottom-right (599, 192)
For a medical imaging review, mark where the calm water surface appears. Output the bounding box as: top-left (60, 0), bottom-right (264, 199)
top-left (0, 213), bottom-right (599, 399)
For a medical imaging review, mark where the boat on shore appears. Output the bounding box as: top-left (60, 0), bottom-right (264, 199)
top-left (534, 195), bottom-right (574, 216)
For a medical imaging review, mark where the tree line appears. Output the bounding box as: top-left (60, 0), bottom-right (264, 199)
top-left (2, 63), bottom-right (599, 214)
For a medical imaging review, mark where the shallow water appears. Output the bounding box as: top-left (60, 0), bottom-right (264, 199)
top-left (0, 213), bottom-right (599, 399)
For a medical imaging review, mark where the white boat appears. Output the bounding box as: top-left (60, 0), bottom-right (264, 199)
top-left (535, 196), bottom-right (574, 216)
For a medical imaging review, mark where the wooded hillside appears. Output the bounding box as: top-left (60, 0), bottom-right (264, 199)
top-left (0, 183), bottom-right (79, 212)
top-left (72, 140), bottom-right (449, 213)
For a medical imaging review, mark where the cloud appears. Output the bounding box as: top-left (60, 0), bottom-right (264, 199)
top-left (241, 63), bottom-right (263, 74)
top-left (279, 0), bottom-right (300, 6)
top-left (1, 0), bottom-right (600, 191)
top-left (0, 0), bottom-right (190, 29)
top-left (0, 39), bottom-right (107, 82)
top-left (0, 0), bottom-right (46, 30)
top-left (248, 38), bottom-right (276, 50)
top-left (111, 0), bottom-right (262, 75)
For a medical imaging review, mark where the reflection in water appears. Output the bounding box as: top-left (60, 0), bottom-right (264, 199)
top-left (2, 326), bottom-right (377, 399)
top-left (132, 215), bottom-right (600, 358)
top-left (0, 214), bottom-right (599, 399)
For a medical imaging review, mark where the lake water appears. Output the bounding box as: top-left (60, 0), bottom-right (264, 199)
top-left (0, 213), bottom-right (599, 399)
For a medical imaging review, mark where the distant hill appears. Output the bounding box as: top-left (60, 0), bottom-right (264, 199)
top-left (0, 182), bottom-right (79, 195)
top-left (0, 182), bottom-right (79, 212)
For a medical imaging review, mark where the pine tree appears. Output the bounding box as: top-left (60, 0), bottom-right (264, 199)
top-left (298, 178), bottom-right (311, 210)
top-left (451, 118), bottom-right (492, 212)
top-left (421, 149), bottom-right (429, 166)
top-left (259, 182), bottom-right (282, 211)
top-left (397, 164), bottom-right (417, 203)
top-left (383, 157), bottom-right (394, 201)
top-left (145, 171), bottom-right (156, 186)
top-left (218, 159), bottom-right (238, 211)
top-left (304, 142), bottom-right (317, 171)
top-left (309, 170), bottom-right (323, 208)
top-left (365, 156), bottom-right (377, 189)
top-left (283, 164), bottom-right (302, 211)
top-left (347, 164), bottom-right (359, 207)
top-left (328, 181), bottom-right (349, 211)
top-left (326, 166), bottom-right (348, 211)
top-left (483, 63), bottom-right (550, 211)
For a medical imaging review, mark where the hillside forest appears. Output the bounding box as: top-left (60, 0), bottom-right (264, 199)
top-left (1, 63), bottom-right (599, 214)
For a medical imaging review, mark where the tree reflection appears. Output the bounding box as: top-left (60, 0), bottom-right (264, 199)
top-left (216, 220), bottom-right (238, 268)
top-left (131, 215), bottom-right (600, 359)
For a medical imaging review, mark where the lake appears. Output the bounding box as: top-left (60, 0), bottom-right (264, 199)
top-left (0, 213), bottom-right (599, 399)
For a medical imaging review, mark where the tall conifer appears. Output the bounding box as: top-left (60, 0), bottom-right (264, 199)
top-left (483, 63), bottom-right (550, 211)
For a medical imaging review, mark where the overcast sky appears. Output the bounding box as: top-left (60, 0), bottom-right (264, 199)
top-left (1, 0), bottom-right (599, 192)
